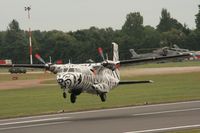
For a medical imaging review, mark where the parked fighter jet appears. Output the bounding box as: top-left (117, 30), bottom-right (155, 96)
top-left (0, 43), bottom-right (190, 103)
top-left (170, 44), bottom-right (190, 53)
top-left (129, 47), bottom-right (181, 59)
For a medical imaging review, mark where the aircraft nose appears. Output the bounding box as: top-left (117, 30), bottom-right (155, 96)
top-left (57, 78), bottom-right (65, 87)
top-left (57, 79), bottom-right (64, 83)
top-left (65, 79), bottom-right (72, 88)
top-left (65, 75), bottom-right (75, 88)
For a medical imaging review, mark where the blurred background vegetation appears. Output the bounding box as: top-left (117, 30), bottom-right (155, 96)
top-left (1, 6), bottom-right (200, 64)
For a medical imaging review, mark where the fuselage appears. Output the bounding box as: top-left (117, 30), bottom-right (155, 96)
top-left (55, 63), bottom-right (120, 95)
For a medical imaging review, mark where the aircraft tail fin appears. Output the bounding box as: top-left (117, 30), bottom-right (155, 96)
top-left (173, 44), bottom-right (180, 49)
top-left (129, 49), bottom-right (139, 58)
top-left (112, 42), bottom-right (119, 62)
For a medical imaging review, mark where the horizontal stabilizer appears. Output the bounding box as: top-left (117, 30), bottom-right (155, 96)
top-left (119, 80), bottom-right (153, 85)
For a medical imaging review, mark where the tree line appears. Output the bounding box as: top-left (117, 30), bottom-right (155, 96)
top-left (0, 6), bottom-right (200, 64)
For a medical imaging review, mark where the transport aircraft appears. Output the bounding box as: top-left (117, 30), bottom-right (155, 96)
top-left (0, 43), bottom-right (190, 103)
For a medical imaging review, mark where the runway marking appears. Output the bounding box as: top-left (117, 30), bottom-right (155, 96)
top-left (0, 121), bottom-right (67, 131)
top-left (124, 124), bottom-right (200, 133)
top-left (132, 107), bottom-right (200, 116)
top-left (58, 100), bottom-right (200, 115)
top-left (0, 100), bottom-right (200, 124)
top-left (0, 116), bottom-right (71, 126)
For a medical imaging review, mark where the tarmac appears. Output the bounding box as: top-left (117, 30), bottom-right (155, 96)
top-left (0, 100), bottom-right (200, 133)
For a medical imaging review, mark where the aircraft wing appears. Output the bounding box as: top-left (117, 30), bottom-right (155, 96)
top-left (0, 64), bottom-right (48, 69)
top-left (119, 80), bottom-right (153, 85)
top-left (119, 53), bottom-right (190, 65)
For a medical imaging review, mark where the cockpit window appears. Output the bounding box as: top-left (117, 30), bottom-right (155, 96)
top-left (64, 68), bottom-right (68, 72)
top-left (56, 67), bottom-right (62, 73)
top-left (68, 68), bottom-right (75, 72)
top-left (75, 68), bottom-right (81, 73)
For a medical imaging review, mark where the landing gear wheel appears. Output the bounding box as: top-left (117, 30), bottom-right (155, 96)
top-left (63, 92), bottom-right (67, 99)
top-left (100, 93), bottom-right (107, 102)
top-left (70, 94), bottom-right (76, 103)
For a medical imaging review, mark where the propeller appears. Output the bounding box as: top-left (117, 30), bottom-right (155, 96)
top-left (34, 53), bottom-right (63, 74)
top-left (98, 47), bottom-right (105, 61)
top-left (35, 54), bottom-right (46, 64)
top-left (97, 47), bottom-right (117, 70)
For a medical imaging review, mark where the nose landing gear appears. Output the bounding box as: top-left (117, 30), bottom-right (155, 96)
top-left (70, 93), bottom-right (77, 103)
top-left (62, 89), bottom-right (77, 103)
top-left (63, 92), bottom-right (67, 99)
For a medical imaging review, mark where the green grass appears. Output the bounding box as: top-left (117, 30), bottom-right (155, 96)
top-left (125, 60), bottom-right (200, 68)
top-left (0, 73), bottom-right (55, 82)
top-left (0, 72), bottom-right (200, 119)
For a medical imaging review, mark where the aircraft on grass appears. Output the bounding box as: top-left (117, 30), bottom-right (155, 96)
top-left (129, 47), bottom-right (178, 59)
top-left (170, 44), bottom-right (190, 53)
top-left (0, 43), bottom-right (191, 103)
top-left (130, 44), bottom-right (191, 59)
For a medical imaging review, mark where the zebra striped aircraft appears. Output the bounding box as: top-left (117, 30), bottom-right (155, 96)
top-left (0, 43), bottom-right (190, 103)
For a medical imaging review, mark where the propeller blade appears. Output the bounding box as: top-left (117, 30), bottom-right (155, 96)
top-left (35, 54), bottom-right (46, 64)
top-left (98, 47), bottom-right (105, 61)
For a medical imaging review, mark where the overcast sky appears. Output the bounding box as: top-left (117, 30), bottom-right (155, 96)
top-left (0, 0), bottom-right (199, 32)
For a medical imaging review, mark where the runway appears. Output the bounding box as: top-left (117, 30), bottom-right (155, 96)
top-left (0, 101), bottom-right (200, 133)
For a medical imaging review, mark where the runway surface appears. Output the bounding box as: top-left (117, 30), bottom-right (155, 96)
top-left (0, 101), bottom-right (200, 133)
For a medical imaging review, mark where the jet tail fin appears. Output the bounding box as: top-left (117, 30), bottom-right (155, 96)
top-left (173, 44), bottom-right (180, 49)
top-left (112, 42), bottom-right (119, 62)
top-left (129, 49), bottom-right (139, 58)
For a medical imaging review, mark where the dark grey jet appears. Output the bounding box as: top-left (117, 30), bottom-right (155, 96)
top-left (130, 47), bottom-right (181, 59)
top-left (169, 44), bottom-right (190, 53)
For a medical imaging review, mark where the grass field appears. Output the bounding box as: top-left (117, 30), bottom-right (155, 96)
top-left (0, 71), bottom-right (200, 119)
top-left (0, 73), bottom-right (55, 82)
top-left (124, 60), bottom-right (200, 68)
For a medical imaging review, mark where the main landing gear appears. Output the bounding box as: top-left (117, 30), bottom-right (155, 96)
top-left (62, 92), bottom-right (77, 103)
top-left (70, 93), bottom-right (77, 103)
top-left (100, 93), bottom-right (107, 102)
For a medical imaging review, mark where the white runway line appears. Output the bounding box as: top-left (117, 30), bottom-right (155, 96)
top-left (132, 107), bottom-right (200, 116)
top-left (124, 124), bottom-right (200, 133)
top-left (0, 121), bottom-right (67, 131)
top-left (0, 116), bottom-right (71, 126)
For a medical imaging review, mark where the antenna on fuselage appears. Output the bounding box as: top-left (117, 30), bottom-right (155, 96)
top-left (106, 53), bottom-right (108, 60)
top-left (49, 56), bottom-right (52, 64)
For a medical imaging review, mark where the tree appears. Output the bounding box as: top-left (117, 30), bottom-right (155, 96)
top-left (2, 19), bottom-right (28, 63)
top-left (160, 28), bottom-right (186, 48)
top-left (122, 12), bottom-right (144, 37)
top-left (8, 20), bottom-right (20, 32)
top-left (195, 5), bottom-right (200, 30)
top-left (184, 30), bottom-right (200, 50)
top-left (0, 32), bottom-right (4, 57)
top-left (143, 26), bottom-right (161, 50)
top-left (157, 9), bottom-right (184, 32)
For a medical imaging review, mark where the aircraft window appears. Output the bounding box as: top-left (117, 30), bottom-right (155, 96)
top-left (68, 68), bottom-right (75, 72)
top-left (64, 68), bottom-right (68, 72)
top-left (57, 68), bottom-right (62, 73)
top-left (76, 68), bottom-right (81, 73)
